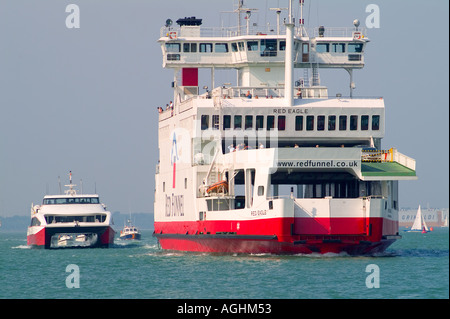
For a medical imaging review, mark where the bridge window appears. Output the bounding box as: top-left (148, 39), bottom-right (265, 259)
top-left (279, 40), bottom-right (286, 51)
top-left (361, 115), bottom-right (369, 130)
top-left (350, 115), bottom-right (358, 131)
top-left (306, 116), bottom-right (314, 131)
top-left (372, 115), bottom-right (380, 130)
top-left (260, 39), bottom-right (277, 57)
top-left (339, 115), bottom-right (347, 131)
top-left (247, 41), bottom-right (259, 51)
top-left (295, 116), bottom-right (303, 131)
top-left (328, 115), bottom-right (336, 130)
top-left (231, 43), bottom-right (238, 52)
top-left (165, 43), bottom-right (180, 52)
top-left (183, 43), bottom-right (197, 53)
top-left (200, 43), bottom-right (213, 53)
top-left (316, 43), bottom-right (329, 53)
top-left (238, 42), bottom-right (245, 51)
top-left (215, 43), bottom-right (229, 53)
top-left (332, 43), bottom-right (346, 53)
top-left (348, 43), bottom-right (363, 53)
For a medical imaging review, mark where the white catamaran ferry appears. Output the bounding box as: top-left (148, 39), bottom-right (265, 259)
top-left (27, 172), bottom-right (115, 248)
top-left (153, 1), bottom-right (417, 254)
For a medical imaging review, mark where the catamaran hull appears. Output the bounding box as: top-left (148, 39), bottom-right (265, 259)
top-left (154, 217), bottom-right (400, 255)
top-left (27, 225), bottom-right (115, 249)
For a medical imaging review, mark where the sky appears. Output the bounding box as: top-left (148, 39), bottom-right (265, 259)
top-left (0, 0), bottom-right (448, 217)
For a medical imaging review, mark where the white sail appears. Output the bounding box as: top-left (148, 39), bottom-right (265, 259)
top-left (411, 205), bottom-right (423, 231)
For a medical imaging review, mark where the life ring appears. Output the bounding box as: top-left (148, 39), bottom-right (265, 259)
top-left (206, 180), bottom-right (228, 194)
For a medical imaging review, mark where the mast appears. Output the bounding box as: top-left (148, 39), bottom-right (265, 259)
top-left (284, 0), bottom-right (294, 107)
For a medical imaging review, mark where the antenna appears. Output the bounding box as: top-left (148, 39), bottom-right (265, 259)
top-left (269, 7), bottom-right (288, 35)
top-left (58, 176), bottom-right (62, 194)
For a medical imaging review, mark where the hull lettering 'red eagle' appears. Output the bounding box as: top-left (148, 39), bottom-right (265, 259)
top-left (153, 1), bottom-right (417, 255)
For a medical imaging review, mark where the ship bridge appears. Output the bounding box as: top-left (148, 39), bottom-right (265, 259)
top-left (158, 12), bottom-right (368, 100)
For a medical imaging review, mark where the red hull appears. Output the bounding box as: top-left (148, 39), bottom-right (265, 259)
top-left (154, 217), bottom-right (399, 255)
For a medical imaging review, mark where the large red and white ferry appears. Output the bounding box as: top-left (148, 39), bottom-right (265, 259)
top-left (27, 172), bottom-right (115, 248)
top-left (153, 1), bottom-right (417, 254)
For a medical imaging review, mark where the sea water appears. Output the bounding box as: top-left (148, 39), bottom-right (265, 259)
top-left (0, 228), bottom-right (448, 299)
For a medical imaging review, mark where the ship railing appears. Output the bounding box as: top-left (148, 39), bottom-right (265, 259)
top-left (160, 26), bottom-right (367, 39)
top-left (392, 148), bottom-right (416, 171)
top-left (310, 26), bottom-right (368, 38)
top-left (210, 86), bottom-right (328, 100)
top-left (361, 148), bottom-right (416, 171)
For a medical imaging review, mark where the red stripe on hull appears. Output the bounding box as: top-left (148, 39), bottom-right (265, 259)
top-left (99, 227), bottom-right (116, 247)
top-left (27, 227), bottom-right (46, 247)
top-left (154, 217), bottom-right (399, 255)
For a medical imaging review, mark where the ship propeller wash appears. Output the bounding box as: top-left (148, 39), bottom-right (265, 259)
top-left (153, 1), bottom-right (417, 254)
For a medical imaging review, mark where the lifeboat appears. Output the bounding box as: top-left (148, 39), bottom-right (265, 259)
top-left (206, 180), bottom-right (228, 194)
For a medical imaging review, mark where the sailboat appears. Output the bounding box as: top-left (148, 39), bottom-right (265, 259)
top-left (408, 205), bottom-right (429, 233)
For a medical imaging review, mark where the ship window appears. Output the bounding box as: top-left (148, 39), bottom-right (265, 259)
top-left (199, 43), bottom-right (213, 53)
top-left (245, 115), bottom-right (253, 130)
top-left (165, 43), bottom-right (180, 52)
top-left (260, 39), bottom-right (277, 57)
top-left (328, 115), bottom-right (336, 130)
top-left (238, 42), bottom-right (245, 51)
top-left (234, 115), bottom-right (242, 129)
top-left (306, 115), bottom-right (314, 131)
top-left (279, 40), bottom-right (286, 51)
top-left (295, 116), bottom-right (303, 131)
top-left (258, 186), bottom-right (264, 196)
top-left (201, 115), bottom-right (209, 130)
top-left (339, 115), bottom-right (347, 130)
top-left (231, 43), bottom-right (238, 52)
top-left (215, 43), bottom-right (228, 53)
top-left (247, 41), bottom-right (258, 51)
top-left (185, 178), bottom-right (188, 189)
top-left (302, 43), bottom-right (309, 54)
top-left (43, 197), bottom-right (99, 205)
top-left (361, 115), bottom-right (369, 130)
top-left (317, 115), bottom-right (325, 131)
top-left (167, 54), bottom-right (180, 61)
top-left (30, 217), bottom-right (41, 226)
top-left (316, 43), bottom-right (329, 53)
top-left (372, 115), bottom-right (380, 130)
top-left (212, 115), bottom-right (219, 130)
top-left (223, 115), bottom-right (231, 130)
top-left (278, 116), bottom-right (286, 131)
top-left (163, 182), bottom-right (165, 192)
top-left (266, 115), bottom-right (275, 130)
top-left (350, 115), bottom-right (358, 130)
top-left (183, 43), bottom-right (197, 53)
top-left (256, 115), bottom-right (264, 130)
top-left (332, 43), bottom-right (346, 53)
top-left (348, 43), bottom-right (363, 53)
